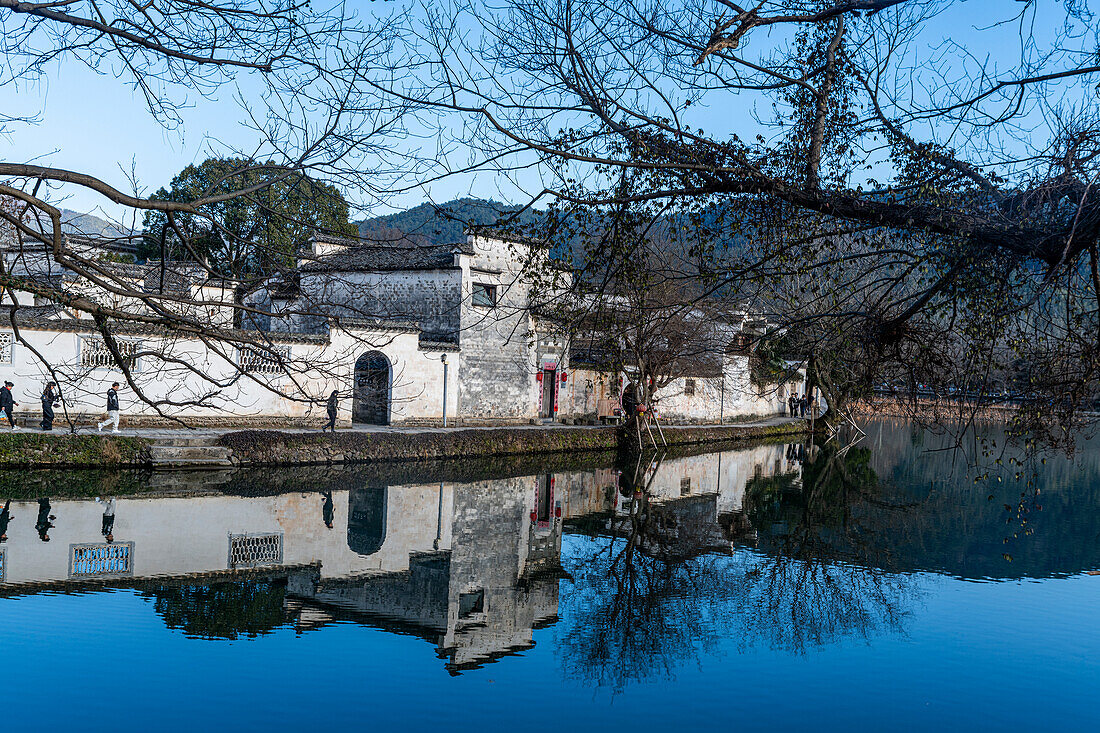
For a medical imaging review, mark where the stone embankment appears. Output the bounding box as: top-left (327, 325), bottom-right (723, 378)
top-left (0, 433), bottom-right (151, 468)
top-left (0, 417), bottom-right (808, 469)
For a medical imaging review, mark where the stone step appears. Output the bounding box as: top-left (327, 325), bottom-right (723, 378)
top-left (148, 444), bottom-right (233, 460)
top-left (149, 436), bottom-right (223, 447)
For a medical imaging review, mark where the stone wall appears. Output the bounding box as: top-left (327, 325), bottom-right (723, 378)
top-left (456, 235), bottom-right (544, 420)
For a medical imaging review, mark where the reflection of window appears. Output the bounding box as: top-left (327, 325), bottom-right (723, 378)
top-left (81, 338), bottom-right (140, 371)
top-left (471, 283), bottom-right (497, 308)
top-left (536, 474), bottom-right (553, 523)
top-left (70, 543), bottom-right (134, 578)
top-left (459, 589), bottom-right (485, 618)
top-left (228, 532), bottom-right (283, 569)
top-left (680, 477), bottom-right (691, 495)
top-left (239, 345), bottom-right (291, 374)
top-left (0, 333), bottom-right (11, 364)
top-left (684, 378), bottom-right (696, 396)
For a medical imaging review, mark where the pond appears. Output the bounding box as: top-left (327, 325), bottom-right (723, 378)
top-left (2, 419), bottom-right (1098, 731)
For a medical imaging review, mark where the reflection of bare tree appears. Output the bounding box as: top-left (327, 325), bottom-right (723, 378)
top-left (560, 452), bottom-right (742, 690)
top-left (560, 443), bottom-right (921, 687)
top-left (738, 442), bottom-right (917, 652)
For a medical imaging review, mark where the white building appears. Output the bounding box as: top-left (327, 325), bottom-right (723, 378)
top-left (0, 228), bottom-right (790, 427)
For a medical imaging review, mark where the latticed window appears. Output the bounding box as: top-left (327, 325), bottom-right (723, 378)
top-left (70, 543), bottom-right (134, 578)
top-left (239, 345), bottom-right (291, 374)
top-left (0, 548), bottom-right (5, 582)
top-left (0, 333), bottom-right (12, 364)
top-left (228, 532), bottom-right (283, 569)
top-left (81, 338), bottom-right (141, 370)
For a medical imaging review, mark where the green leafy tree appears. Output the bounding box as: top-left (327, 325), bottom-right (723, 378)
top-left (141, 157), bottom-right (356, 278)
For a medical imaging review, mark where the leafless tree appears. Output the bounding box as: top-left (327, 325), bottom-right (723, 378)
top-left (414, 0), bottom-right (1100, 446)
top-left (0, 0), bottom-right (443, 422)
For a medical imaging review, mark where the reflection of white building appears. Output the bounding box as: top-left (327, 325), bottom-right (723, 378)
top-left (0, 440), bottom-right (802, 668)
top-left (558, 444), bottom-right (802, 552)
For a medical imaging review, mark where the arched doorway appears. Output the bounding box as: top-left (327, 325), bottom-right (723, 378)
top-left (353, 351), bottom-right (390, 425)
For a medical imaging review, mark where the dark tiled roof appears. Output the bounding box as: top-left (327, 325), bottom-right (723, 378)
top-left (329, 316), bottom-right (421, 333)
top-left (301, 232), bottom-right (473, 273)
top-left (9, 315), bottom-right (328, 344)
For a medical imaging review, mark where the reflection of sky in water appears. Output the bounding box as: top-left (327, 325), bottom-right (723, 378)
top-left (2, 420), bottom-right (1100, 730)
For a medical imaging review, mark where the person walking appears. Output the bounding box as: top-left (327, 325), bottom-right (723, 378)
top-left (97, 383), bottom-right (121, 433)
top-left (799, 395), bottom-right (808, 418)
top-left (1, 381), bottom-right (18, 430)
top-left (40, 381), bottom-right (59, 431)
top-left (323, 390), bottom-right (339, 433)
top-left (788, 394), bottom-right (797, 416)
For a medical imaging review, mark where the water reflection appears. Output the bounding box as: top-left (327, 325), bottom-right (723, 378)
top-left (0, 421), bottom-right (1098, 681)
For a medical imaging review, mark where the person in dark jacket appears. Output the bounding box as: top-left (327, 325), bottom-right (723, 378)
top-left (1, 381), bottom-right (18, 430)
top-left (40, 381), bottom-right (59, 431)
top-left (323, 390), bottom-right (339, 433)
top-left (97, 383), bottom-right (121, 433)
top-left (35, 497), bottom-right (55, 542)
top-left (621, 382), bottom-right (639, 419)
top-left (0, 499), bottom-right (13, 542)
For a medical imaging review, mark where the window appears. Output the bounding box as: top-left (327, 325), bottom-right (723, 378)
top-left (0, 333), bottom-right (12, 364)
top-left (240, 345), bottom-right (291, 374)
top-left (684, 378), bottom-right (696, 396)
top-left (680, 477), bottom-right (692, 496)
top-left (471, 283), bottom-right (497, 308)
top-left (81, 338), bottom-right (141, 371)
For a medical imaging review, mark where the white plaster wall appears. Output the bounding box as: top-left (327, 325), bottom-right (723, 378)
top-left (0, 324), bottom-right (455, 423)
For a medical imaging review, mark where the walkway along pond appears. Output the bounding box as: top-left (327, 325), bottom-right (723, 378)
top-left (0, 416), bottom-right (807, 468)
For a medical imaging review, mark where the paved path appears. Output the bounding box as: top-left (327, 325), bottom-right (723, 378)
top-left (19, 415), bottom-right (806, 442)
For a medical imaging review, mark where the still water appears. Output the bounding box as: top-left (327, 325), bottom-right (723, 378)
top-left (2, 420), bottom-right (1099, 731)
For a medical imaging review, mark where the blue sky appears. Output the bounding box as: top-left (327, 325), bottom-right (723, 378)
top-left (0, 1), bottom-right (1079, 225)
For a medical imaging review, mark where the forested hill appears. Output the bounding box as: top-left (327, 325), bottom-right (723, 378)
top-left (356, 198), bottom-right (540, 245)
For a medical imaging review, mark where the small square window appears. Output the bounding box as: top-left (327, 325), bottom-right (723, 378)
top-left (472, 283), bottom-right (497, 308)
top-left (684, 378), bottom-right (696, 396)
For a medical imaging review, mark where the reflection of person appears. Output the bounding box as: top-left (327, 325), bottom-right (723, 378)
top-left (97, 383), bottom-right (121, 433)
top-left (0, 499), bottom-right (13, 542)
top-left (323, 390), bottom-right (339, 433)
top-left (322, 490), bottom-right (334, 529)
top-left (97, 497), bottom-right (116, 543)
top-left (41, 381), bottom-right (59, 431)
top-left (1, 381), bottom-right (19, 430)
top-left (35, 497), bottom-right (55, 542)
